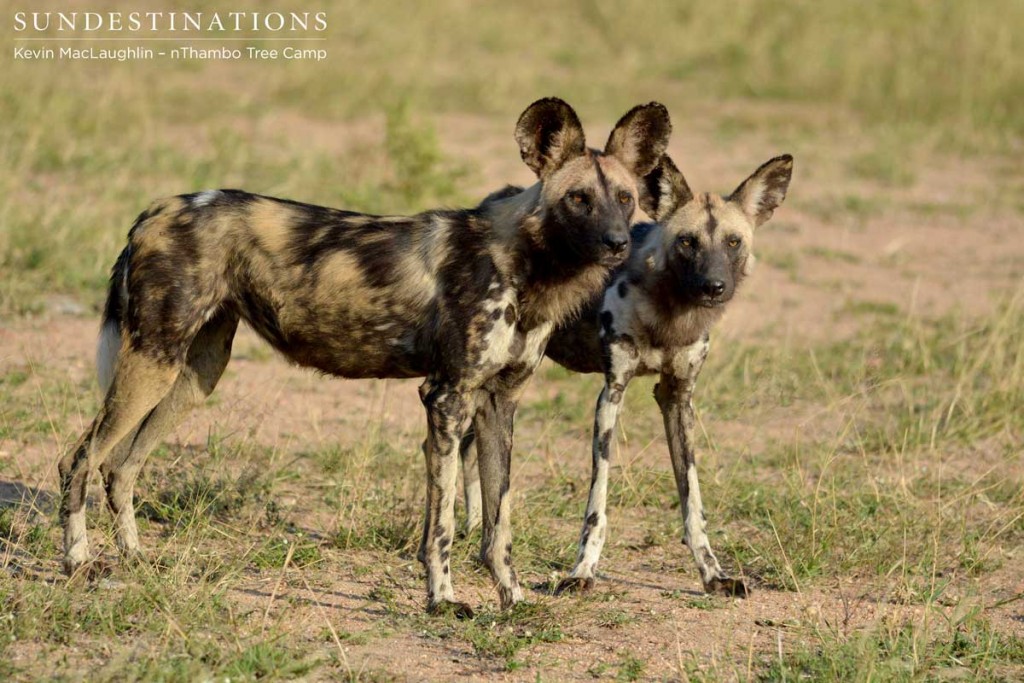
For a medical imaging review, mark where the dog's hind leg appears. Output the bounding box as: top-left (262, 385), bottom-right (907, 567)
top-left (99, 310), bottom-right (239, 558)
top-left (656, 338), bottom-right (748, 598)
top-left (59, 348), bottom-right (181, 576)
top-left (458, 427), bottom-right (482, 536)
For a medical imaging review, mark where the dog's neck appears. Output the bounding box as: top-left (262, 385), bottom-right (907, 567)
top-left (483, 183), bottom-right (612, 330)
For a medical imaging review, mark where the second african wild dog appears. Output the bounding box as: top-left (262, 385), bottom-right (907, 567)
top-left (464, 152), bottom-right (793, 597)
top-left (58, 98), bottom-right (672, 616)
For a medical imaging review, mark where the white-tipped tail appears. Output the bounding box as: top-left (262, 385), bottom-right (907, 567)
top-left (96, 321), bottom-right (121, 395)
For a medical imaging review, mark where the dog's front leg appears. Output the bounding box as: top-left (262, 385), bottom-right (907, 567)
top-left (558, 340), bottom-right (639, 593)
top-left (656, 338), bottom-right (747, 597)
top-left (419, 379), bottom-right (474, 618)
top-left (473, 391), bottom-right (523, 609)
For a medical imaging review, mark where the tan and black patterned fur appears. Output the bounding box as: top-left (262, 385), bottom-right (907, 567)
top-left (58, 98), bottom-right (672, 617)
top-left (463, 153), bottom-right (793, 598)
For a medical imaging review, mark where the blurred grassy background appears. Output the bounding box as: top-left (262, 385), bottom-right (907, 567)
top-left (1, 0), bottom-right (1021, 314)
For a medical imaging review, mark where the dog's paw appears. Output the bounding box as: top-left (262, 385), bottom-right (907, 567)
top-left (704, 576), bottom-right (749, 598)
top-left (117, 546), bottom-right (147, 565)
top-left (498, 584), bottom-right (524, 610)
top-left (427, 599), bottom-right (476, 620)
top-left (63, 557), bottom-right (113, 582)
top-left (554, 576), bottom-right (596, 595)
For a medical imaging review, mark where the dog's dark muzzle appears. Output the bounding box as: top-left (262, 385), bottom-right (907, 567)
top-left (600, 229), bottom-right (630, 265)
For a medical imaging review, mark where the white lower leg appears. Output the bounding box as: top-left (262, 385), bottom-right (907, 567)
top-left (464, 478), bottom-right (482, 533)
top-left (63, 510), bottom-right (90, 571)
top-left (570, 387), bottom-right (619, 580)
top-left (569, 458), bottom-right (610, 579)
top-left (486, 490), bottom-right (523, 607)
top-left (682, 463), bottom-right (724, 584)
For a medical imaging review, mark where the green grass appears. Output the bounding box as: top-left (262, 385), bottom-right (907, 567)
top-left (699, 289), bottom-right (1024, 445)
top-left (760, 608), bottom-right (1024, 682)
top-left (411, 602), bottom-right (566, 671)
top-left (615, 651), bottom-right (648, 681)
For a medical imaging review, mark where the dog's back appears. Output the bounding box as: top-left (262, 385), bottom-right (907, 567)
top-left (102, 190), bottom-right (494, 378)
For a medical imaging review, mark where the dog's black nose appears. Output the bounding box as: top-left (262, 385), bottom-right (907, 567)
top-left (602, 232), bottom-right (629, 254)
top-left (704, 280), bottom-right (726, 297)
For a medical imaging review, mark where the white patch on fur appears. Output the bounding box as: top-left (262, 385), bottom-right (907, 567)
top-left (599, 278), bottom-right (632, 337)
top-left (595, 391), bottom-right (618, 436)
top-left (606, 342), bottom-right (637, 381)
top-left (655, 173), bottom-right (680, 220)
top-left (487, 488), bottom-right (524, 607)
top-left (669, 338), bottom-right (709, 378)
top-left (96, 321), bottom-right (121, 395)
top-left (480, 290), bottom-right (518, 366)
top-left (684, 464), bottom-right (707, 544)
top-left (464, 479), bottom-right (482, 532)
top-left (683, 463), bottom-right (723, 584)
top-left (735, 180), bottom-right (765, 220)
top-left (192, 190), bottom-right (221, 207)
top-left (63, 510), bottom-right (90, 571)
top-left (519, 321), bottom-right (553, 366)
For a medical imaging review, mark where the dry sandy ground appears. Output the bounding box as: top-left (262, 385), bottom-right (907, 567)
top-left (2, 108), bottom-right (1023, 680)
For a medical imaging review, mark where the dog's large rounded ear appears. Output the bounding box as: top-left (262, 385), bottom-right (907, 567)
top-left (604, 102), bottom-right (672, 178)
top-left (639, 155), bottom-right (693, 222)
top-left (729, 154), bottom-right (794, 227)
top-left (515, 98), bottom-right (587, 179)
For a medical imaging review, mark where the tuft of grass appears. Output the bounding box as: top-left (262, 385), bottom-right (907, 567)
top-left (597, 608), bottom-right (637, 629)
top-left (761, 607), bottom-right (1024, 682)
top-left (322, 439), bottom-right (422, 555)
top-left (843, 299), bottom-right (902, 318)
top-left (250, 536), bottom-right (323, 570)
top-left (92, 639), bottom-right (318, 682)
top-left (615, 652), bottom-right (648, 682)
top-left (137, 465), bottom-right (272, 531)
top-left (805, 246), bottom-right (862, 265)
top-left (381, 100), bottom-right (469, 210)
top-left (703, 288), bottom-right (1024, 447)
top-left (457, 602), bottom-right (565, 670)
top-left (221, 641), bottom-right (318, 681)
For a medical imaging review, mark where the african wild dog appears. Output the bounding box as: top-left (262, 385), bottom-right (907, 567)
top-left (58, 98), bottom-right (672, 616)
top-left (463, 153), bottom-right (793, 597)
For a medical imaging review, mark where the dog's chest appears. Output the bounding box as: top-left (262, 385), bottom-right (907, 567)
top-left (473, 287), bottom-right (552, 372)
top-left (600, 277), bottom-right (663, 374)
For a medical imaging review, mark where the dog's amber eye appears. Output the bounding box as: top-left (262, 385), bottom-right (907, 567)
top-left (618, 192), bottom-right (632, 205)
top-left (679, 236), bottom-right (693, 248)
top-left (728, 238), bottom-right (741, 248)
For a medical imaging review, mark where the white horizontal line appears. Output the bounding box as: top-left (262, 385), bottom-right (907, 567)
top-left (14, 37), bottom-right (327, 41)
